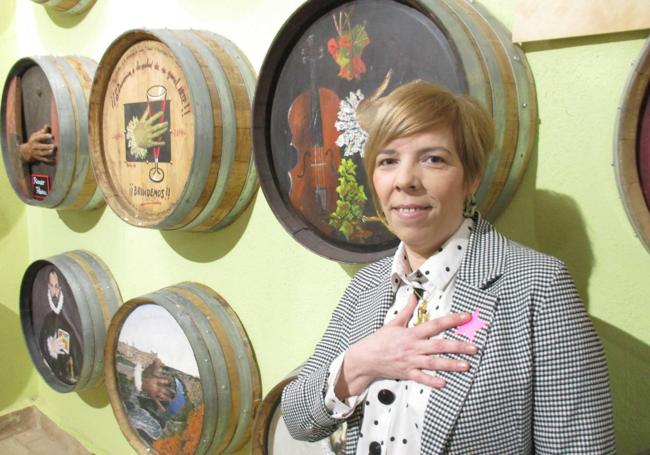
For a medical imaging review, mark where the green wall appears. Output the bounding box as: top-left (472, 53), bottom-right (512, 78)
top-left (0, 0), bottom-right (648, 453)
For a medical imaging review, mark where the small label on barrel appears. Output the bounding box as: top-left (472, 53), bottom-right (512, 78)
top-left (102, 40), bottom-right (195, 219)
top-left (31, 173), bottom-right (50, 200)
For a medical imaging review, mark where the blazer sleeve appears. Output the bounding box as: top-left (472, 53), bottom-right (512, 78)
top-left (532, 261), bottom-right (615, 453)
top-left (280, 276), bottom-right (361, 442)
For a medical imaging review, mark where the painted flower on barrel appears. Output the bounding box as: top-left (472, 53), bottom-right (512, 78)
top-left (126, 106), bottom-right (169, 160)
top-left (327, 10), bottom-right (370, 81)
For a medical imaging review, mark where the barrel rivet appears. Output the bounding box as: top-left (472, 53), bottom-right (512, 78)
top-left (522, 103), bottom-right (528, 108)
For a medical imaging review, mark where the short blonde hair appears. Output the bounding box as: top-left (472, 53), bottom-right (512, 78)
top-left (362, 80), bottom-right (494, 217)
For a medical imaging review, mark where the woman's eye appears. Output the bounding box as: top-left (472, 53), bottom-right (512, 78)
top-left (424, 155), bottom-right (444, 164)
top-left (377, 157), bottom-right (397, 167)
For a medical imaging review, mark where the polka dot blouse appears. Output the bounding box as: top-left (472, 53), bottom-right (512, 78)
top-left (324, 218), bottom-right (473, 454)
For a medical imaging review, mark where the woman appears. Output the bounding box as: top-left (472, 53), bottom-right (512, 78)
top-left (281, 81), bottom-right (614, 454)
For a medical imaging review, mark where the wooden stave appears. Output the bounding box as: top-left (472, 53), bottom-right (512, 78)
top-left (49, 250), bottom-right (122, 389)
top-left (175, 282), bottom-right (261, 453)
top-left (54, 56), bottom-right (102, 210)
top-left (183, 31), bottom-right (259, 232)
top-left (18, 250), bottom-right (121, 392)
top-left (438, 0), bottom-right (519, 219)
top-left (452, 0), bottom-right (537, 220)
top-left (615, 37), bottom-right (650, 253)
top-left (104, 294), bottom-right (215, 455)
top-left (63, 250), bottom-right (122, 388)
top-left (0, 56), bottom-right (103, 210)
top-left (150, 290), bottom-right (220, 455)
top-left (165, 285), bottom-right (240, 455)
top-left (171, 30), bottom-right (237, 231)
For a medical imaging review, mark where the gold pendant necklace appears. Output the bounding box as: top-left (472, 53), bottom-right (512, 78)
top-left (414, 287), bottom-right (435, 326)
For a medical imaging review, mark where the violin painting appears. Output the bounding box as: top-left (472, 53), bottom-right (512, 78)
top-left (257, 0), bottom-right (472, 261)
top-left (287, 35), bottom-right (342, 234)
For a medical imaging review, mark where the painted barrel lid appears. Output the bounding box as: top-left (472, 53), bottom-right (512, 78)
top-left (89, 29), bottom-right (258, 231)
top-left (105, 282), bottom-right (260, 455)
top-left (253, 0), bottom-right (537, 262)
top-left (252, 367), bottom-right (346, 455)
top-left (615, 36), bottom-right (650, 253)
top-left (1, 56), bottom-right (104, 210)
top-left (30, 0), bottom-right (96, 15)
top-left (19, 250), bottom-right (122, 393)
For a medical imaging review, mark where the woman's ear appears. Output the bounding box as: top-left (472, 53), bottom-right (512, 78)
top-left (467, 175), bottom-right (481, 195)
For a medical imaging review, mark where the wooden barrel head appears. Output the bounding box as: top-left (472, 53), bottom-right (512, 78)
top-left (253, 0), bottom-right (537, 262)
top-left (20, 261), bottom-right (84, 391)
top-left (105, 283), bottom-right (260, 454)
top-left (615, 36), bottom-right (650, 252)
top-left (106, 301), bottom-right (206, 455)
top-left (19, 250), bottom-right (121, 393)
top-left (1, 56), bottom-right (102, 210)
top-left (252, 369), bottom-right (346, 455)
top-left (91, 29), bottom-right (257, 230)
top-left (98, 39), bottom-right (196, 224)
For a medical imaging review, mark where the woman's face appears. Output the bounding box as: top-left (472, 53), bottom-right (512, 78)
top-left (372, 128), bottom-right (477, 258)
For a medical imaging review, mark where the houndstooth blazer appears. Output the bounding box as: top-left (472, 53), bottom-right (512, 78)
top-left (281, 216), bottom-right (615, 454)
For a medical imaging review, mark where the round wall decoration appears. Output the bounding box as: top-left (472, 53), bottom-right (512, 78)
top-left (1, 56), bottom-right (103, 210)
top-left (253, 0), bottom-right (537, 262)
top-left (89, 29), bottom-right (257, 231)
top-left (104, 282), bottom-right (260, 455)
top-left (252, 368), bottom-right (346, 455)
top-left (19, 250), bottom-right (121, 392)
top-left (30, 0), bottom-right (96, 16)
top-left (615, 37), bottom-right (650, 253)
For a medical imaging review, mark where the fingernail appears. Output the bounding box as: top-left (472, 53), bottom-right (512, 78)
top-left (469, 345), bottom-right (478, 354)
top-left (460, 362), bottom-right (469, 369)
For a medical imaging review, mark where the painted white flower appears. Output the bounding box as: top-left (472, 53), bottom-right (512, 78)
top-left (335, 90), bottom-right (368, 158)
top-left (126, 116), bottom-right (148, 159)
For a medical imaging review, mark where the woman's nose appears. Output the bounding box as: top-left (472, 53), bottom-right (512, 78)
top-left (394, 164), bottom-right (420, 191)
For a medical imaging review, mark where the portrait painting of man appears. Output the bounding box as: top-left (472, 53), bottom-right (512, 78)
top-left (30, 266), bottom-right (83, 385)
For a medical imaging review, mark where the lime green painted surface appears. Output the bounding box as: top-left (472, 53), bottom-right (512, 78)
top-left (0, 0), bottom-right (648, 453)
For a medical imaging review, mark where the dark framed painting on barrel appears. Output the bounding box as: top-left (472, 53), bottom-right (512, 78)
top-left (19, 251), bottom-right (122, 393)
top-left (615, 37), bottom-right (650, 253)
top-left (253, 0), bottom-right (537, 263)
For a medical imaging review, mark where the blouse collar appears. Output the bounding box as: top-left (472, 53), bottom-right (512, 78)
top-left (390, 218), bottom-right (474, 292)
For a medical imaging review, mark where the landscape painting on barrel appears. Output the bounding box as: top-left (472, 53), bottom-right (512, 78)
top-left (116, 304), bottom-right (204, 455)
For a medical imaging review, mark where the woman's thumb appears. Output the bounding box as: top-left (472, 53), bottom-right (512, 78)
top-left (388, 292), bottom-right (419, 327)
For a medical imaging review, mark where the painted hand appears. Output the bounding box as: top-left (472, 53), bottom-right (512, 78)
top-left (46, 335), bottom-right (66, 358)
top-left (19, 126), bottom-right (56, 164)
top-left (126, 107), bottom-right (169, 159)
top-left (141, 359), bottom-right (173, 412)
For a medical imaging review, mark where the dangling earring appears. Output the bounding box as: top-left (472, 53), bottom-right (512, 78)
top-left (463, 193), bottom-right (477, 218)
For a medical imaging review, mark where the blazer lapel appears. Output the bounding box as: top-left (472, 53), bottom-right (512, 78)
top-left (421, 216), bottom-right (507, 453)
top-left (349, 262), bottom-right (395, 345)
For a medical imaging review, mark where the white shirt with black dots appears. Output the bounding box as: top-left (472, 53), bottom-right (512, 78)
top-left (324, 218), bottom-right (473, 455)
